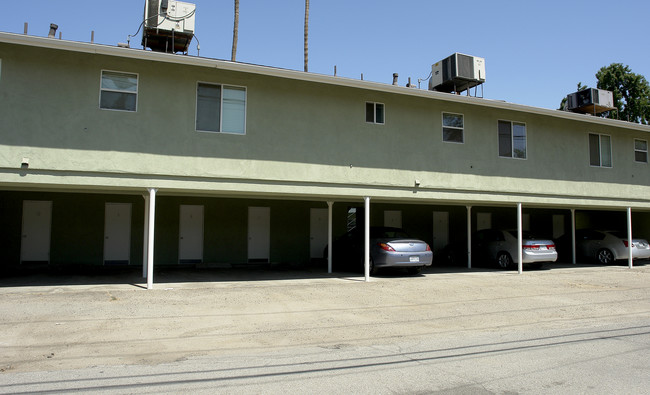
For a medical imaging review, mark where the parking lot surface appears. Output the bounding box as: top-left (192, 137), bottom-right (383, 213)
top-left (1, 263), bottom-right (649, 393)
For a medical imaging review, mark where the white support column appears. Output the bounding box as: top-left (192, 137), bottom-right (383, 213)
top-left (142, 194), bottom-right (150, 278)
top-left (571, 209), bottom-right (576, 265)
top-left (627, 207), bottom-right (633, 269)
top-left (364, 196), bottom-right (370, 282)
top-left (146, 188), bottom-right (157, 290)
top-left (466, 205), bottom-right (472, 269)
top-left (327, 201), bottom-right (333, 274)
top-left (517, 203), bottom-right (523, 274)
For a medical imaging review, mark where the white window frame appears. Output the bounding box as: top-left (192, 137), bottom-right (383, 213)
top-left (589, 133), bottom-right (612, 168)
top-left (195, 82), bottom-right (247, 135)
top-left (634, 139), bottom-right (648, 163)
top-left (99, 70), bottom-right (138, 112)
top-left (365, 102), bottom-right (385, 125)
top-left (498, 120), bottom-right (527, 159)
top-left (442, 112), bottom-right (464, 143)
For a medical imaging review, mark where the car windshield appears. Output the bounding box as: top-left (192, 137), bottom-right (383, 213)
top-left (609, 231), bottom-right (628, 239)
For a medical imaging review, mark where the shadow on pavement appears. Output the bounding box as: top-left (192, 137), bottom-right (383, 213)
top-left (1, 259), bottom-right (646, 288)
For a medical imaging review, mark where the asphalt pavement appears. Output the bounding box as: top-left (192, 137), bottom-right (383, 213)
top-left (1, 262), bottom-right (649, 394)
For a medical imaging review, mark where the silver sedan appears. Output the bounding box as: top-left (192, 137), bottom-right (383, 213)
top-left (331, 227), bottom-right (433, 275)
top-left (473, 229), bottom-right (557, 269)
top-left (576, 230), bottom-right (650, 265)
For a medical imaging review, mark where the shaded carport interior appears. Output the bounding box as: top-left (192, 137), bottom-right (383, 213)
top-left (2, 188), bottom-right (650, 288)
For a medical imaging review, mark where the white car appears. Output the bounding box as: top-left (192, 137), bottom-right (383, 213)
top-left (576, 230), bottom-right (650, 265)
top-left (473, 229), bottom-right (557, 269)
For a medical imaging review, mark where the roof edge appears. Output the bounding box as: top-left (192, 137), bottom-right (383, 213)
top-left (2, 31), bottom-right (649, 133)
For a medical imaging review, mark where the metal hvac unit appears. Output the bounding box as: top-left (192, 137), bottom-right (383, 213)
top-left (429, 53), bottom-right (486, 94)
top-left (564, 88), bottom-right (616, 115)
top-left (142, 0), bottom-right (196, 53)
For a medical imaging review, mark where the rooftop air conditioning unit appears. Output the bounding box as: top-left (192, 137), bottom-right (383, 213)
top-left (142, 0), bottom-right (196, 53)
top-left (429, 53), bottom-right (485, 94)
top-left (564, 88), bottom-right (616, 115)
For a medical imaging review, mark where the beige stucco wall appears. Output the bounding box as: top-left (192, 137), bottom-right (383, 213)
top-left (1, 40), bottom-right (649, 209)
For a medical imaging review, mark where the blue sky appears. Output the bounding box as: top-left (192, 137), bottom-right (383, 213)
top-left (3, 0), bottom-right (648, 110)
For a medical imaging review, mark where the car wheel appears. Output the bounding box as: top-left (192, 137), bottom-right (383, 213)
top-left (496, 252), bottom-right (513, 269)
top-left (369, 258), bottom-right (378, 275)
top-left (596, 248), bottom-right (615, 265)
top-left (407, 266), bottom-right (423, 275)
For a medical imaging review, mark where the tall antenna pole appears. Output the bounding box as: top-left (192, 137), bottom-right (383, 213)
top-left (304, 0), bottom-right (309, 72)
top-left (231, 0), bottom-right (239, 61)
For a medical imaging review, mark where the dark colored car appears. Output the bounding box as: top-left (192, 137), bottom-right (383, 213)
top-left (329, 226), bottom-right (433, 275)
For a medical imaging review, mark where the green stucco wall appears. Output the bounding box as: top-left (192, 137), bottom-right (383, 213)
top-left (1, 41), bottom-right (649, 210)
top-left (2, 37), bottom-right (650, 271)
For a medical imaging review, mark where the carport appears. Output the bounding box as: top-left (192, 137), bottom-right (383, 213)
top-left (5, 187), bottom-right (648, 290)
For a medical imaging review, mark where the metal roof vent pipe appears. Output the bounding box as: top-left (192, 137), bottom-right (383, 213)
top-left (392, 73), bottom-right (399, 85)
top-left (48, 23), bottom-right (58, 38)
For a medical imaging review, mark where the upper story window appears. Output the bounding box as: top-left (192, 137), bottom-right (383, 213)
top-left (100, 71), bottom-right (138, 112)
top-left (634, 139), bottom-right (648, 163)
top-left (589, 133), bottom-right (612, 167)
top-left (366, 102), bottom-right (385, 124)
top-left (442, 112), bottom-right (464, 143)
top-left (498, 120), bottom-right (526, 159)
top-left (196, 82), bottom-right (246, 134)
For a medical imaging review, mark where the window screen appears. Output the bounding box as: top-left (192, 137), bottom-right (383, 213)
top-left (442, 113), bottom-right (464, 143)
top-left (589, 133), bottom-right (612, 167)
top-left (635, 139), bottom-right (648, 163)
top-left (100, 71), bottom-right (137, 111)
top-left (589, 133), bottom-right (601, 166)
top-left (196, 83), bottom-right (246, 134)
top-left (222, 86), bottom-right (246, 134)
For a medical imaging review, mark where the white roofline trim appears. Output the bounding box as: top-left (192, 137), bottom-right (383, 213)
top-left (2, 31), bottom-right (649, 133)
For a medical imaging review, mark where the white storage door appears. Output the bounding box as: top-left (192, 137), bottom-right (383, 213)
top-left (310, 208), bottom-right (328, 259)
top-left (179, 205), bottom-right (204, 264)
top-left (104, 203), bottom-right (132, 265)
top-left (21, 200), bottom-right (52, 263)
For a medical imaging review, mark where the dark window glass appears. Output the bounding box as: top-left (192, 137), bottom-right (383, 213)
top-left (635, 151), bottom-right (648, 163)
top-left (375, 103), bottom-right (385, 124)
top-left (99, 91), bottom-right (136, 111)
top-left (366, 102), bottom-right (374, 123)
top-left (498, 121), bottom-right (512, 157)
top-left (589, 133), bottom-right (601, 166)
top-left (196, 83), bottom-right (221, 132)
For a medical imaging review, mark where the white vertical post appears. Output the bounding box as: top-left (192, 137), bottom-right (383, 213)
top-left (146, 188), bottom-right (157, 290)
top-left (627, 207), bottom-right (633, 269)
top-left (364, 196), bottom-right (370, 282)
top-left (571, 209), bottom-right (576, 264)
top-left (517, 203), bottom-right (523, 274)
top-left (327, 201), bottom-right (333, 274)
top-left (466, 205), bottom-right (472, 269)
top-left (142, 194), bottom-right (150, 278)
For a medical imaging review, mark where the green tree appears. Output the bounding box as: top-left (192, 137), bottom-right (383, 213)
top-left (596, 63), bottom-right (650, 124)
